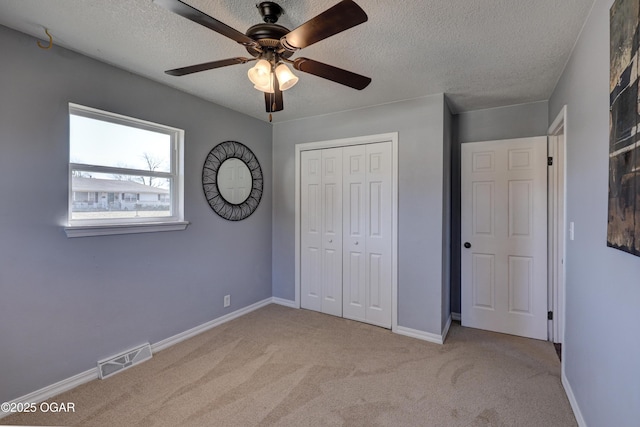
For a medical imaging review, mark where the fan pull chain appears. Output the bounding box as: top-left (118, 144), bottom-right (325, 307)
top-left (269, 92), bottom-right (275, 122)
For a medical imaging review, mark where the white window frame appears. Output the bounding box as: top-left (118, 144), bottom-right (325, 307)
top-left (65, 103), bottom-right (188, 238)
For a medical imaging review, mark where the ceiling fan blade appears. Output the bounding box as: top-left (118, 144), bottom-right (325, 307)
top-left (154, 0), bottom-right (259, 48)
top-left (265, 78), bottom-right (284, 112)
top-left (292, 58), bottom-right (371, 90)
top-left (280, 0), bottom-right (367, 51)
top-left (165, 57), bottom-right (251, 76)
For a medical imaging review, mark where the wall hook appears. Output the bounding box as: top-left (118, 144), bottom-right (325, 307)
top-left (37, 28), bottom-right (53, 50)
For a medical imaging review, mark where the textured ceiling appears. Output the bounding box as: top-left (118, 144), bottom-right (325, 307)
top-left (0, 0), bottom-right (595, 122)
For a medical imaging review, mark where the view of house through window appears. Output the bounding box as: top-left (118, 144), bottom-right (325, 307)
top-left (69, 104), bottom-right (182, 225)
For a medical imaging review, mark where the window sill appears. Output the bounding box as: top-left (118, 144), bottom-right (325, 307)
top-left (64, 221), bottom-right (189, 238)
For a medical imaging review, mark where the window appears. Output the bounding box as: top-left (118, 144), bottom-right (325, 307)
top-left (65, 103), bottom-right (187, 237)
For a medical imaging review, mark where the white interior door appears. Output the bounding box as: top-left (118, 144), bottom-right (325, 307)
top-left (301, 141), bottom-right (392, 328)
top-left (300, 148), bottom-right (343, 316)
top-left (342, 142), bottom-right (392, 328)
top-left (461, 137), bottom-right (548, 340)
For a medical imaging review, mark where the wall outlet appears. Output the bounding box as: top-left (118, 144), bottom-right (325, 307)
top-left (224, 295), bottom-right (230, 308)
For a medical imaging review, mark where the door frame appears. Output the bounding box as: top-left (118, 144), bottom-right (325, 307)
top-left (548, 106), bottom-right (567, 344)
top-left (294, 132), bottom-right (399, 330)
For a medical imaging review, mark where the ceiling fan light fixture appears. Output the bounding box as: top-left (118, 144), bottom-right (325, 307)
top-left (247, 59), bottom-right (272, 87)
top-left (253, 73), bottom-right (275, 93)
top-left (275, 63), bottom-right (299, 91)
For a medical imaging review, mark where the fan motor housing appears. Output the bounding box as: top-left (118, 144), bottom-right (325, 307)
top-left (245, 23), bottom-right (293, 58)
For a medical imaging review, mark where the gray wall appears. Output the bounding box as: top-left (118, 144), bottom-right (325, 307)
top-left (456, 100), bottom-right (549, 144)
top-left (450, 100), bottom-right (549, 313)
top-left (549, 0), bottom-right (640, 424)
top-left (0, 26), bottom-right (272, 403)
top-left (272, 95), bottom-right (447, 334)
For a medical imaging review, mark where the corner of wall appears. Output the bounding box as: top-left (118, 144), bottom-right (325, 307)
top-left (442, 101), bottom-right (453, 330)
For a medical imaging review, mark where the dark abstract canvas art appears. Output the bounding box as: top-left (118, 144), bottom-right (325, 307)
top-left (609, 0), bottom-right (640, 257)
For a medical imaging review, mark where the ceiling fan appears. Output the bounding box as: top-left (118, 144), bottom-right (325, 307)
top-left (154, 0), bottom-right (371, 120)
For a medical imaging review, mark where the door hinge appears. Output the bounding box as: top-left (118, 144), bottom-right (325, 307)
top-left (548, 311), bottom-right (553, 320)
top-left (548, 157), bottom-right (553, 166)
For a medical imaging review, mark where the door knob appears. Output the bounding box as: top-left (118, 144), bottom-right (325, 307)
top-left (329, 239), bottom-right (333, 243)
top-left (464, 242), bottom-right (471, 249)
top-left (355, 241), bottom-right (359, 245)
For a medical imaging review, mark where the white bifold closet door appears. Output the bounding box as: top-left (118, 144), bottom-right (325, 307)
top-left (301, 142), bottom-right (392, 328)
top-left (301, 148), bottom-right (343, 317)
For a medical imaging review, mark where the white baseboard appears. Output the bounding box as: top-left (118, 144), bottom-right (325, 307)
top-left (441, 315), bottom-right (452, 343)
top-left (1, 368), bottom-right (98, 419)
top-left (562, 368), bottom-right (586, 426)
top-left (1, 297), bottom-right (275, 419)
top-left (394, 325), bottom-right (445, 345)
top-left (451, 312), bottom-right (461, 321)
top-left (152, 297), bottom-right (273, 352)
top-left (271, 297), bottom-right (298, 308)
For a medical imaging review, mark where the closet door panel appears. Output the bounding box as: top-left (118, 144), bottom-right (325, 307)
top-left (342, 145), bottom-right (367, 322)
top-left (321, 148), bottom-right (343, 316)
top-left (365, 142), bottom-right (393, 327)
top-left (300, 150), bottom-right (323, 312)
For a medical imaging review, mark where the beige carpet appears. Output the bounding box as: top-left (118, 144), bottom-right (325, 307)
top-left (3, 304), bottom-right (576, 426)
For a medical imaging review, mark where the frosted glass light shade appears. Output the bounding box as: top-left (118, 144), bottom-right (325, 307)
top-left (247, 59), bottom-right (271, 87)
top-left (275, 63), bottom-right (299, 91)
top-left (253, 73), bottom-right (275, 93)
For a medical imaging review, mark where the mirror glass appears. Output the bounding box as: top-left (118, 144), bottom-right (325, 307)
top-left (217, 158), bottom-right (252, 204)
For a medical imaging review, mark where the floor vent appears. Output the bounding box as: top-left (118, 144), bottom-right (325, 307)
top-left (98, 343), bottom-right (152, 379)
